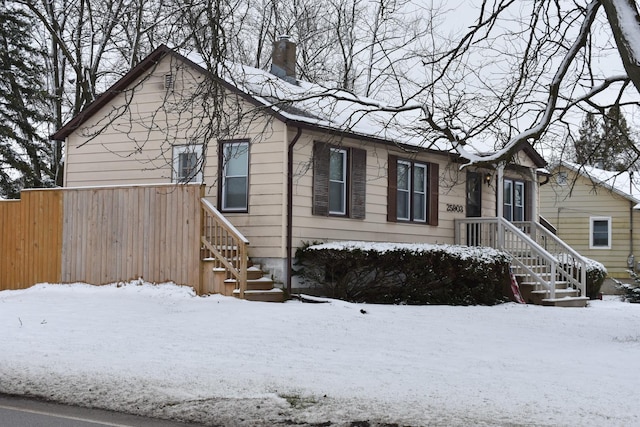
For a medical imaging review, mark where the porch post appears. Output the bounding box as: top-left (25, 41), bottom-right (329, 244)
top-left (497, 162), bottom-right (505, 218)
top-left (531, 168), bottom-right (538, 224)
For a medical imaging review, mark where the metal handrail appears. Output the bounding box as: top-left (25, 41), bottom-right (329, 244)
top-left (201, 198), bottom-right (249, 298)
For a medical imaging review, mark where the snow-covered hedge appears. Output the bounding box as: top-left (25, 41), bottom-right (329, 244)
top-left (295, 241), bottom-right (512, 305)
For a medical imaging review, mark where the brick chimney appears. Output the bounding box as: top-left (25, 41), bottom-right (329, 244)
top-left (271, 35), bottom-right (296, 83)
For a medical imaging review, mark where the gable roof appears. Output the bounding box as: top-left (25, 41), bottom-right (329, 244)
top-left (52, 45), bottom-right (546, 168)
top-left (558, 162), bottom-right (640, 208)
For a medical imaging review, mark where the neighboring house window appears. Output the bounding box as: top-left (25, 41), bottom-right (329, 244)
top-left (387, 155), bottom-right (439, 225)
top-left (556, 171), bottom-right (568, 186)
top-left (312, 141), bottom-right (366, 218)
top-left (503, 179), bottom-right (527, 222)
top-left (219, 141), bottom-right (249, 212)
top-left (590, 217), bottom-right (611, 249)
top-left (172, 144), bottom-right (203, 183)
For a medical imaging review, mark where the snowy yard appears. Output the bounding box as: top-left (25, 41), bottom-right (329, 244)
top-left (1, 281), bottom-right (639, 426)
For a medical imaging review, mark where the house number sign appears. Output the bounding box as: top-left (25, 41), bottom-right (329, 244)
top-left (446, 204), bottom-right (464, 213)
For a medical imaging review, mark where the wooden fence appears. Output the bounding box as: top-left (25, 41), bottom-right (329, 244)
top-left (1, 184), bottom-right (204, 293)
top-left (0, 190), bottom-right (63, 290)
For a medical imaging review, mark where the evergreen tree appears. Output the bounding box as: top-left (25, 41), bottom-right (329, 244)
top-left (0, 1), bottom-right (53, 199)
top-left (601, 105), bottom-right (637, 171)
top-left (574, 113), bottom-right (601, 166)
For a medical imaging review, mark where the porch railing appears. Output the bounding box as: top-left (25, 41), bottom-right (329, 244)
top-left (455, 217), bottom-right (587, 299)
top-left (201, 198), bottom-right (249, 298)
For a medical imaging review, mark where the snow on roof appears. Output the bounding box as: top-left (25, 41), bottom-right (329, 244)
top-left (182, 50), bottom-right (494, 156)
top-left (560, 162), bottom-right (640, 208)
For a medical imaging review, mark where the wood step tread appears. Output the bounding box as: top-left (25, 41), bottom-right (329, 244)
top-left (224, 277), bottom-right (273, 283)
top-left (233, 288), bottom-right (285, 303)
top-left (233, 288), bottom-right (284, 294)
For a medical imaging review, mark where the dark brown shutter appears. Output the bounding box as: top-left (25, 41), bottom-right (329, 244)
top-left (350, 148), bottom-right (366, 219)
top-left (312, 141), bottom-right (330, 216)
top-left (387, 155), bottom-right (397, 222)
top-left (428, 162), bottom-right (439, 226)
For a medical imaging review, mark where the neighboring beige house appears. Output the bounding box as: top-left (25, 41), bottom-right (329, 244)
top-left (52, 42), bottom-right (588, 305)
top-left (540, 162), bottom-right (640, 283)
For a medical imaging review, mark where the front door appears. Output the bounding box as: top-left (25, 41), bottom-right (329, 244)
top-left (466, 172), bottom-right (482, 245)
top-left (504, 179), bottom-right (526, 222)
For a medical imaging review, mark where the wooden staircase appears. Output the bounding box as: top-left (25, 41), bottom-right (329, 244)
top-left (456, 217), bottom-right (589, 307)
top-left (200, 199), bottom-right (284, 302)
top-left (226, 266), bottom-right (284, 302)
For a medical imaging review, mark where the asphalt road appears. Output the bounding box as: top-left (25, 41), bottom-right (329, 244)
top-left (0, 394), bottom-right (207, 427)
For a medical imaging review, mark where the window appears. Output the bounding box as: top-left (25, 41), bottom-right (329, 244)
top-left (312, 142), bottom-right (366, 218)
top-left (503, 179), bottom-right (527, 222)
top-left (387, 155), bottom-right (439, 225)
top-left (396, 160), bottom-right (427, 222)
top-left (590, 217), bottom-right (611, 249)
top-left (329, 148), bottom-right (347, 215)
top-left (220, 141), bottom-right (249, 212)
top-left (172, 145), bottom-right (203, 183)
top-left (556, 171), bottom-right (568, 186)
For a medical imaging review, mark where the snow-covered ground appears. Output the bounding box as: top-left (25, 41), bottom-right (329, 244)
top-left (1, 281), bottom-right (639, 426)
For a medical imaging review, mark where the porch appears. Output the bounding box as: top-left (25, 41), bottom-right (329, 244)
top-left (455, 217), bottom-right (589, 307)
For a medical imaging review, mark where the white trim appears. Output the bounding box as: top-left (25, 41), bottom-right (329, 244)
top-left (589, 216), bottom-right (612, 249)
top-left (172, 144), bottom-right (203, 183)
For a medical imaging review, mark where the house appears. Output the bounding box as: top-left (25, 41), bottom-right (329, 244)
top-left (51, 41), bottom-right (588, 305)
top-left (540, 162), bottom-right (640, 287)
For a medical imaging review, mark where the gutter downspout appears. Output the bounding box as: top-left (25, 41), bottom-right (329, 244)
top-left (286, 127), bottom-right (303, 295)
top-left (630, 172), bottom-right (635, 270)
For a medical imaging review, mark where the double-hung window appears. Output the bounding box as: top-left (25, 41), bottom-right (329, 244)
top-left (172, 144), bottom-right (203, 183)
top-left (329, 148), bottom-right (347, 215)
top-left (396, 161), bottom-right (427, 222)
top-left (220, 141), bottom-right (249, 212)
top-left (388, 155), bottom-right (438, 225)
top-left (590, 217), bottom-right (611, 249)
top-left (312, 142), bottom-right (366, 219)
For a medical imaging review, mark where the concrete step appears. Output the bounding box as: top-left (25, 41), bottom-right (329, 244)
top-left (529, 288), bottom-right (579, 305)
top-left (541, 296), bottom-right (589, 307)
